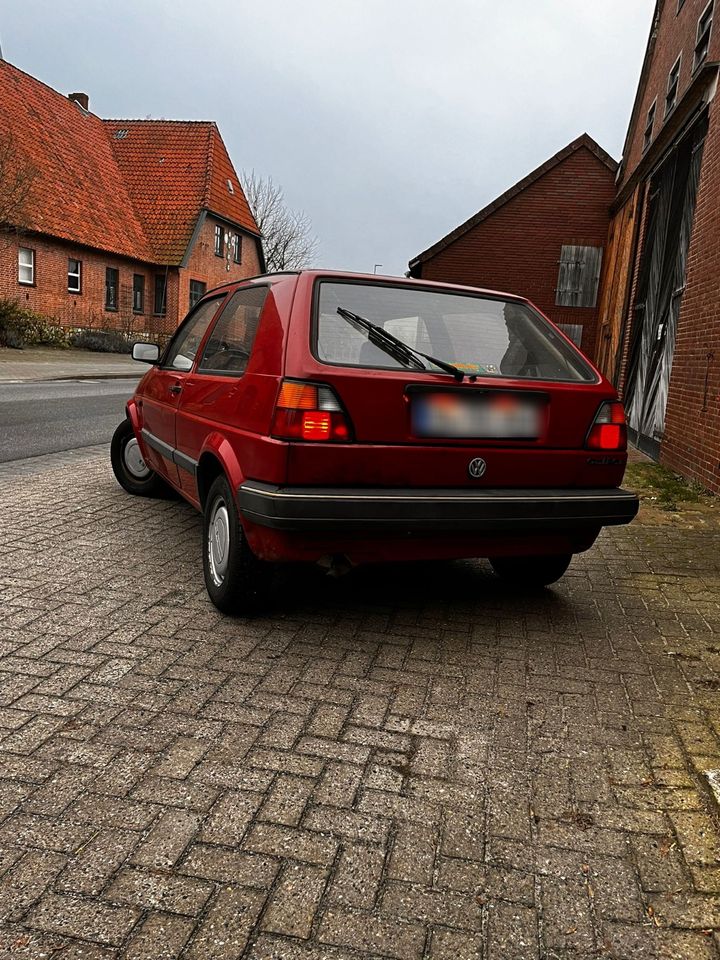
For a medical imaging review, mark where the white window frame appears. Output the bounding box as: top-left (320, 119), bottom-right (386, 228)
top-left (67, 258), bottom-right (82, 293)
top-left (694, 1), bottom-right (714, 71)
top-left (643, 99), bottom-right (657, 152)
top-left (233, 232), bottom-right (242, 264)
top-left (18, 247), bottom-right (35, 285)
top-left (214, 224), bottom-right (224, 257)
top-left (665, 54), bottom-right (682, 117)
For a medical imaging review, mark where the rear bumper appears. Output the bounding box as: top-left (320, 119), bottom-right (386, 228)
top-left (238, 481), bottom-right (639, 535)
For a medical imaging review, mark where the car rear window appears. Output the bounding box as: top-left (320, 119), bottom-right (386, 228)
top-left (315, 281), bottom-right (596, 383)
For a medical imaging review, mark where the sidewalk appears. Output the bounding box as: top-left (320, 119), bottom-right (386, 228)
top-left (0, 346), bottom-right (141, 382)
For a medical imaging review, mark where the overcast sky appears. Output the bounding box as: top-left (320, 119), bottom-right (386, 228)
top-left (3, 1), bottom-right (655, 276)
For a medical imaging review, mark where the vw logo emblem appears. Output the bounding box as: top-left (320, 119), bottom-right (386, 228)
top-left (468, 457), bottom-right (487, 479)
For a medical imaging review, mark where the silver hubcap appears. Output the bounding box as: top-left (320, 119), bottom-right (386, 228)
top-left (208, 497), bottom-right (230, 587)
top-left (124, 437), bottom-right (150, 479)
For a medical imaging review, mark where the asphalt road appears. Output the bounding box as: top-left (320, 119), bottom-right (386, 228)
top-left (0, 379), bottom-right (140, 463)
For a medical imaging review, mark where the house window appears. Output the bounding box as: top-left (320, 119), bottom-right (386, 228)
top-left (555, 245), bottom-right (603, 308)
top-left (154, 274), bottom-right (167, 316)
top-left (643, 100), bottom-right (657, 152)
top-left (133, 274), bottom-right (145, 314)
top-left (18, 248), bottom-right (35, 285)
top-left (189, 280), bottom-right (206, 308)
top-left (233, 233), bottom-right (242, 264)
top-left (105, 267), bottom-right (118, 310)
top-left (665, 55), bottom-right (681, 116)
top-left (214, 224), bottom-right (224, 257)
top-left (68, 259), bottom-right (82, 293)
top-left (694, 1), bottom-right (714, 71)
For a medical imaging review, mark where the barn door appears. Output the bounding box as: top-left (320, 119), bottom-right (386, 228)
top-left (624, 116), bottom-right (707, 458)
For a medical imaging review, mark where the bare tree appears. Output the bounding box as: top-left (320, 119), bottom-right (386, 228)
top-left (0, 129), bottom-right (37, 236)
top-left (241, 170), bottom-right (318, 272)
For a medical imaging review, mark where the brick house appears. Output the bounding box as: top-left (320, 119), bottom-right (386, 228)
top-left (595, 0), bottom-right (720, 492)
top-left (0, 60), bottom-right (264, 335)
top-left (408, 135), bottom-right (618, 364)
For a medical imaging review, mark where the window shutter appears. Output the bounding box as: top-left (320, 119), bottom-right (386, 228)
top-left (556, 245), bottom-right (603, 308)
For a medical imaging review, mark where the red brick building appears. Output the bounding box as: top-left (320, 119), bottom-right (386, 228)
top-left (0, 60), bottom-right (264, 334)
top-left (596, 0), bottom-right (720, 492)
top-left (408, 135), bottom-right (618, 364)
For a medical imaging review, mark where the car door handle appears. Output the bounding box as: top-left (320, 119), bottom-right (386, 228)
top-left (169, 385), bottom-right (182, 395)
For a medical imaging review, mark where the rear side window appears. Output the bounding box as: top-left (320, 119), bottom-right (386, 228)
top-left (315, 281), bottom-right (596, 383)
top-left (198, 286), bottom-right (269, 376)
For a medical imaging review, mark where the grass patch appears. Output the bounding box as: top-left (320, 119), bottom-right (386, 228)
top-left (625, 461), bottom-right (703, 511)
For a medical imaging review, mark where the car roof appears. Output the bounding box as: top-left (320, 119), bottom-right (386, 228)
top-left (206, 269), bottom-right (530, 305)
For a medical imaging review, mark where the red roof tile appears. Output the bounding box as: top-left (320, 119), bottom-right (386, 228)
top-left (104, 120), bottom-right (259, 263)
top-left (0, 60), bottom-right (152, 261)
top-left (0, 60), bottom-right (260, 265)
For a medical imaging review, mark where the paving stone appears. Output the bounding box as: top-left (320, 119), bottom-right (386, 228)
top-left (602, 921), bottom-right (717, 960)
top-left (243, 823), bottom-right (338, 866)
top-left (261, 862), bottom-right (328, 938)
top-left (671, 812), bottom-right (720, 866)
top-left (318, 907), bottom-right (426, 959)
top-left (57, 828), bottom-right (139, 896)
top-left (327, 842), bottom-right (385, 908)
top-left (130, 808), bottom-right (200, 869)
top-left (382, 880), bottom-right (484, 931)
top-left (198, 790), bottom-right (263, 846)
top-left (0, 850), bottom-right (66, 921)
top-left (428, 927), bottom-right (484, 959)
top-left (438, 858), bottom-right (535, 904)
top-left (180, 843), bottom-right (278, 887)
top-left (486, 901), bottom-right (539, 959)
top-left (121, 913), bottom-right (195, 960)
top-left (183, 886), bottom-right (265, 959)
top-left (258, 774), bottom-right (315, 827)
top-left (25, 892), bottom-right (141, 946)
top-left (107, 866), bottom-right (213, 915)
top-left (5, 449), bottom-right (720, 959)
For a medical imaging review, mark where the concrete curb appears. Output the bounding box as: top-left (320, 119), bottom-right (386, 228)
top-left (0, 373), bottom-right (140, 384)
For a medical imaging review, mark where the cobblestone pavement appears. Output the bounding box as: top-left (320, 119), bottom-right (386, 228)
top-left (0, 449), bottom-right (720, 959)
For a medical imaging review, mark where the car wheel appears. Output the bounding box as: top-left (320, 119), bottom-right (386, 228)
top-left (489, 553), bottom-right (572, 587)
top-left (110, 418), bottom-right (170, 497)
top-left (203, 473), bottom-right (274, 615)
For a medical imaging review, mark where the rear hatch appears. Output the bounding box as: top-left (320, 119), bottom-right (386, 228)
top-left (282, 277), bottom-right (621, 489)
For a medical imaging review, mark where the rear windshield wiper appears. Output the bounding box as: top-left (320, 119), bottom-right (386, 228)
top-left (336, 307), bottom-right (465, 381)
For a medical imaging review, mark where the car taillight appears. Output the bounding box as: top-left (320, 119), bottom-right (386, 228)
top-left (271, 380), bottom-right (352, 442)
top-left (586, 401), bottom-right (627, 451)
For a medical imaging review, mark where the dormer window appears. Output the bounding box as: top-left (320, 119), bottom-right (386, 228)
top-left (694, 1), bottom-right (714, 71)
top-left (665, 55), bottom-right (681, 116)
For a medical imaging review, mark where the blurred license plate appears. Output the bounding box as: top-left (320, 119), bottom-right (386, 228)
top-left (412, 391), bottom-right (544, 439)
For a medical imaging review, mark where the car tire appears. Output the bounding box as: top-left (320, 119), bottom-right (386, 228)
top-left (110, 418), bottom-right (170, 497)
top-left (489, 553), bottom-right (572, 587)
top-left (203, 473), bottom-right (274, 615)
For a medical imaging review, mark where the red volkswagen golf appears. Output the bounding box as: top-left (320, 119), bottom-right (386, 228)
top-left (111, 271), bottom-right (638, 614)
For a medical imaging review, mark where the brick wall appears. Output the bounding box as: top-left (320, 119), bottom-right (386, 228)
top-left (621, 0), bottom-right (719, 189)
top-left (659, 94), bottom-right (720, 493)
top-left (416, 147), bottom-right (616, 364)
top-left (0, 232), bottom-right (161, 333)
top-left (0, 216), bottom-right (263, 335)
top-left (177, 215), bottom-right (262, 319)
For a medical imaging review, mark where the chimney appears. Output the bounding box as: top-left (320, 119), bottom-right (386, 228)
top-left (68, 92), bottom-right (89, 111)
